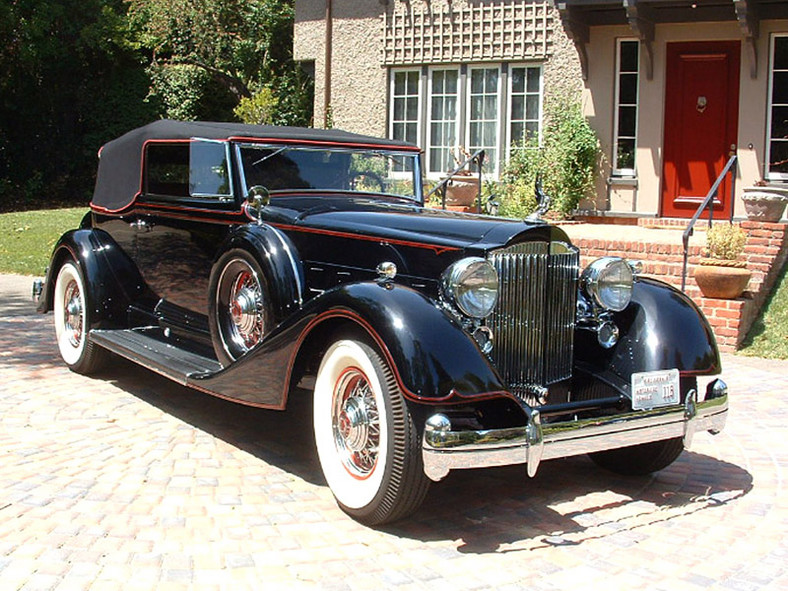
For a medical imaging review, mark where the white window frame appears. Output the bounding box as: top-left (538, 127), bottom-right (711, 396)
top-left (426, 67), bottom-right (462, 176)
top-left (767, 34), bottom-right (788, 181)
top-left (387, 62), bottom-right (546, 180)
top-left (612, 39), bottom-right (639, 177)
top-left (388, 69), bottom-right (422, 176)
top-left (466, 65), bottom-right (502, 178)
top-left (506, 64), bottom-right (543, 153)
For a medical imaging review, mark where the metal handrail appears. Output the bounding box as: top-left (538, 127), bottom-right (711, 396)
top-left (680, 153), bottom-right (738, 292)
top-left (426, 149), bottom-right (485, 213)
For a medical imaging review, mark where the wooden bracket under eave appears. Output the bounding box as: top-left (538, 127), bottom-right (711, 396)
top-left (734, 0), bottom-right (759, 79)
top-left (556, 3), bottom-right (590, 81)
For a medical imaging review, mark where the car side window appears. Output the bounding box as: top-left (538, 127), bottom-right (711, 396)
top-left (144, 140), bottom-right (232, 202)
top-left (145, 143), bottom-right (190, 198)
top-left (189, 140), bottom-right (232, 199)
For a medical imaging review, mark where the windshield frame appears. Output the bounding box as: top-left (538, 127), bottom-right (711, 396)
top-left (234, 142), bottom-right (423, 203)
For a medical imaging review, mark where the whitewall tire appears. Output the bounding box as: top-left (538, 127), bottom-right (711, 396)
top-left (53, 260), bottom-right (107, 374)
top-left (313, 338), bottom-right (429, 525)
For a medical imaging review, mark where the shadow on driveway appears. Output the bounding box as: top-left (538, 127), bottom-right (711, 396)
top-left (17, 300), bottom-right (754, 551)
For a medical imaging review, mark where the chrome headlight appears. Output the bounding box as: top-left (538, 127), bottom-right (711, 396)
top-left (441, 257), bottom-right (499, 318)
top-left (582, 257), bottom-right (633, 312)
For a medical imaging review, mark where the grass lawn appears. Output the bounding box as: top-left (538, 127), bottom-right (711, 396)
top-left (739, 263), bottom-right (788, 359)
top-left (0, 208), bottom-right (88, 276)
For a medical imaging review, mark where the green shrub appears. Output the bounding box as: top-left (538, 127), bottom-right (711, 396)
top-left (499, 90), bottom-right (599, 218)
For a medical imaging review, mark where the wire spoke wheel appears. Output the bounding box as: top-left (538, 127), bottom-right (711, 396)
top-left (332, 368), bottom-right (381, 479)
top-left (52, 260), bottom-right (107, 374)
top-left (211, 251), bottom-right (270, 365)
top-left (227, 268), bottom-right (264, 350)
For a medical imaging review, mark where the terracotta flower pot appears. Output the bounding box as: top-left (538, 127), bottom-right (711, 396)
top-left (694, 262), bottom-right (751, 299)
top-left (445, 175), bottom-right (478, 206)
top-left (742, 187), bottom-right (788, 223)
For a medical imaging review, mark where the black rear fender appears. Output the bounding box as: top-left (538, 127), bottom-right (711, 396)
top-left (37, 229), bottom-right (141, 328)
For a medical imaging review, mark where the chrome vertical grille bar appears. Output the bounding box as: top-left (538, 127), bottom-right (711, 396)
top-left (487, 242), bottom-right (579, 400)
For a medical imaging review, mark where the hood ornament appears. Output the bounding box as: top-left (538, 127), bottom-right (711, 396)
top-left (526, 176), bottom-right (551, 222)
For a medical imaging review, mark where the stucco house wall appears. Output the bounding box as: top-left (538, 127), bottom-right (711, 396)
top-left (295, 0), bottom-right (581, 138)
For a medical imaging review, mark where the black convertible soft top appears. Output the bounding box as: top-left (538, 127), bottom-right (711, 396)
top-left (92, 120), bottom-right (419, 212)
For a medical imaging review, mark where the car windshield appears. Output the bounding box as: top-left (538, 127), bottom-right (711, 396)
top-left (237, 143), bottom-right (421, 201)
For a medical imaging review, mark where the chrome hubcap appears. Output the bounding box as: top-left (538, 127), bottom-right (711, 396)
top-left (63, 281), bottom-right (83, 348)
top-left (228, 270), bottom-right (263, 350)
top-left (333, 369), bottom-right (380, 477)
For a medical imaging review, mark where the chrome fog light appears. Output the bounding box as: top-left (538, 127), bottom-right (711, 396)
top-left (582, 257), bottom-right (634, 312)
top-left (597, 321), bottom-right (620, 348)
top-left (472, 326), bottom-right (494, 354)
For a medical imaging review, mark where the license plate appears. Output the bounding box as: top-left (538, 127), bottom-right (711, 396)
top-left (631, 369), bottom-right (680, 410)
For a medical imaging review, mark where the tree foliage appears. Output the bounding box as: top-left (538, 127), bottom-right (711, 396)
top-left (0, 0), bottom-right (157, 210)
top-left (0, 0), bottom-right (313, 211)
top-left (127, 0), bottom-right (312, 126)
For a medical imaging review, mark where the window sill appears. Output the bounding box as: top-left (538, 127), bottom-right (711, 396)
top-left (608, 176), bottom-right (638, 188)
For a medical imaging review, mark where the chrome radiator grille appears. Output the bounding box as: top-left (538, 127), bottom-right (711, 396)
top-left (486, 242), bottom-right (580, 400)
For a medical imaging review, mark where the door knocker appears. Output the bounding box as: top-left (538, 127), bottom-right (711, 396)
top-left (696, 96), bottom-right (707, 113)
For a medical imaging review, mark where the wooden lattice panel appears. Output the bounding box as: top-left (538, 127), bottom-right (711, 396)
top-left (382, 1), bottom-right (554, 65)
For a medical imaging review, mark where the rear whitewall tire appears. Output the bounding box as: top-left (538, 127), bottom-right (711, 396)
top-left (53, 260), bottom-right (107, 374)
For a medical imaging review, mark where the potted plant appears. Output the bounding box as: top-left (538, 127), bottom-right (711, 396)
top-left (742, 180), bottom-right (788, 222)
top-left (444, 146), bottom-right (479, 207)
top-left (693, 223), bottom-right (751, 299)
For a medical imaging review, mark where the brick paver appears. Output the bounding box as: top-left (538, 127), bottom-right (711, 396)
top-left (1, 274), bottom-right (786, 590)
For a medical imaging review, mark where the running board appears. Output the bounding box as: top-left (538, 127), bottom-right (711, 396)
top-left (90, 328), bottom-right (223, 385)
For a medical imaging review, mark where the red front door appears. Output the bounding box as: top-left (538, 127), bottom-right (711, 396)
top-left (661, 41), bottom-right (740, 219)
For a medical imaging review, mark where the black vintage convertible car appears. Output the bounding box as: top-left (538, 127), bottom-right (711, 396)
top-left (36, 120), bottom-right (728, 525)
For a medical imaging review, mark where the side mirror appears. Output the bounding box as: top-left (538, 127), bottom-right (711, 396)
top-left (245, 185), bottom-right (270, 222)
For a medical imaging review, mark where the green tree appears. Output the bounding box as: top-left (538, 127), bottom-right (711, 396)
top-left (0, 0), bottom-right (157, 210)
top-left (127, 0), bottom-right (312, 125)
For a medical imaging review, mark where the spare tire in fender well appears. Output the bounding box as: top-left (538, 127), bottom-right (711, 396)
top-left (208, 224), bottom-right (305, 363)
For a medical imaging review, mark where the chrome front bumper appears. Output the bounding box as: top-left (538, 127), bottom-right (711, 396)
top-left (422, 381), bottom-right (728, 481)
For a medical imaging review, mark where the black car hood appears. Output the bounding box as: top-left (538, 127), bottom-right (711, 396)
top-left (267, 195), bottom-right (569, 252)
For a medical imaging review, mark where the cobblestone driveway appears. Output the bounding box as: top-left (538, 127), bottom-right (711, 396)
top-left (1, 275), bottom-right (786, 590)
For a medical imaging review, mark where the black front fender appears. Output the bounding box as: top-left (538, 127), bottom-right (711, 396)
top-left (308, 282), bottom-right (506, 402)
top-left (192, 281), bottom-right (506, 408)
top-left (576, 277), bottom-right (721, 380)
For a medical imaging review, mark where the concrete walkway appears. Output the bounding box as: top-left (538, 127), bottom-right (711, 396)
top-left (0, 274), bottom-right (786, 590)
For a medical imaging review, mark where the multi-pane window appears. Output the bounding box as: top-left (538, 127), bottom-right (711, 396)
top-left (390, 70), bottom-right (420, 172)
top-left (768, 35), bottom-right (788, 180)
top-left (428, 69), bottom-right (460, 174)
top-left (509, 66), bottom-right (542, 145)
top-left (390, 70), bottom-right (420, 145)
top-left (468, 67), bottom-right (501, 175)
top-left (391, 64), bottom-right (543, 178)
top-left (613, 40), bottom-right (639, 175)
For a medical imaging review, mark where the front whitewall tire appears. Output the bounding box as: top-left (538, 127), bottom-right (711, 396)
top-left (314, 340), bottom-right (389, 510)
top-left (313, 337), bottom-right (430, 525)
